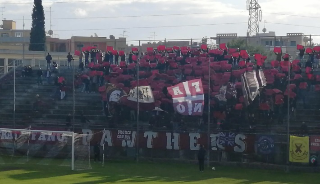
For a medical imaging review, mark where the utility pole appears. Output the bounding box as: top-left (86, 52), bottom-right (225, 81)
top-left (0, 7), bottom-right (5, 20)
top-left (23, 16), bottom-right (25, 64)
top-left (246, 0), bottom-right (262, 36)
top-left (46, 7), bottom-right (53, 37)
top-left (49, 7), bottom-right (52, 31)
top-left (151, 32), bottom-right (157, 42)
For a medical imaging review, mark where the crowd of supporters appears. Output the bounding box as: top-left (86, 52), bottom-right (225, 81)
top-left (1, 44), bottom-right (318, 132)
top-left (69, 44), bottom-right (319, 132)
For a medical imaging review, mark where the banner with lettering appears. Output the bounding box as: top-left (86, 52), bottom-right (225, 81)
top-left (167, 79), bottom-right (204, 116)
top-left (310, 136), bottom-right (320, 152)
top-left (127, 86), bottom-right (154, 103)
top-left (289, 135), bottom-right (309, 163)
top-left (256, 135), bottom-right (275, 155)
top-left (0, 128), bottom-right (255, 153)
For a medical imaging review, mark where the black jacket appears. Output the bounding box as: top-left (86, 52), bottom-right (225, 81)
top-left (94, 144), bottom-right (100, 154)
top-left (67, 54), bottom-right (73, 62)
top-left (46, 55), bottom-right (52, 62)
top-left (198, 147), bottom-right (206, 160)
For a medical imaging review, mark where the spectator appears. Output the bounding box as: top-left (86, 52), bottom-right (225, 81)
top-left (46, 53), bottom-right (52, 69)
top-left (114, 52), bottom-right (119, 65)
top-left (300, 122), bottom-right (308, 135)
top-left (197, 145), bottom-right (206, 172)
top-left (52, 61), bottom-right (58, 73)
top-left (60, 83), bottom-right (66, 100)
top-left (80, 112), bottom-right (90, 128)
top-left (94, 142), bottom-right (100, 162)
top-left (33, 94), bottom-right (41, 111)
top-left (79, 52), bottom-right (83, 63)
top-left (22, 66), bottom-right (27, 77)
top-left (67, 52), bottom-right (73, 69)
top-left (83, 76), bottom-right (90, 93)
top-left (66, 113), bottom-right (72, 130)
top-left (120, 52), bottom-right (125, 62)
top-left (46, 69), bottom-right (51, 85)
top-left (84, 51), bottom-right (89, 65)
top-left (91, 75), bottom-right (98, 93)
top-left (91, 49), bottom-right (96, 63)
top-left (37, 69), bottom-right (43, 85)
top-left (128, 52), bottom-right (133, 63)
top-left (109, 51), bottom-right (113, 64)
top-left (79, 62), bottom-right (84, 71)
top-left (104, 51), bottom-right (110, 62)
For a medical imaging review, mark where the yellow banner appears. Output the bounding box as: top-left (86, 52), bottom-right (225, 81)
top-left (289, 135), bottom-right (309, 163)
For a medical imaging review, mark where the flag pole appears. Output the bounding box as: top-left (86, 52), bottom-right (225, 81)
top-left (286, 56), bottom-right (291, 172)
top-left (13, 59), bottom-right (16, 128)
top-left (136, 40), bottom-right (140, 163)
top-left (207, 53), bottom-right (211, 167)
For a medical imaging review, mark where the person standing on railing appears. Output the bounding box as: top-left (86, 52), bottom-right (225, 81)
top-left (67, 52), bottom-right (73, 69)
top-left (46, 53), bottom-right (52, 70)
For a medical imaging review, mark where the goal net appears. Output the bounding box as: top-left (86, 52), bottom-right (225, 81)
top-left (0, 128), bottom-right (91, 170)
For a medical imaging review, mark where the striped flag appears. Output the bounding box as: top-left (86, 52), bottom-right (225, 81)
top-left (241, 69), bottom-right (266, 105)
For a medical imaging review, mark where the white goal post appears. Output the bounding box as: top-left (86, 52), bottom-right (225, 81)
top-left (0, 128), bottom-right (91, 171)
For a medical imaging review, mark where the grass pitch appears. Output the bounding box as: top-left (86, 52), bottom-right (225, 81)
top-left (0, 160), bottom-right (319, 184)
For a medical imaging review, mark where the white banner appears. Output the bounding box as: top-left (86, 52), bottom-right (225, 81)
top-left (127, 86), bottom-right (154, 103)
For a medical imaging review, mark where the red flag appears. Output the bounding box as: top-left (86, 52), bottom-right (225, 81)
top-left (180, 46), bottom-right (189, 51)
top-left (132, 47), bottom-right (138, 52)
top-left (157, 45), bottom-right (166, 51)
top-left (228, 48), bottom-right (238, 54)
top-left (273, 47), bottom-right (282, 54)
top-left (112, 50), bottom-right (118, 55)
top-left (240, 50), bottom-right (249, 59)
top-left (254, 54), bottom-right (262, 61)
top-left (200, 44), bottom-right (207, 50)
top-left (166, 47), bottom-right (173, 52)
top-left (219, 43), bottom-right (227, 50)
top-left (297, 44), bottom-right (304, 50)
top-left (119, 50), bottom-right (125, 56)
top-left (82, 47), bottom-right (88, 52)
top-left (232, 52), bottom-right (240, 58)
top-left (147, 47), bottom-right (153, 51)
top-left (313, 46), bottom-right (320, 52)
top-left (173, 46), bottom-right (180, 50)
top-left (167, 79), bottom-right (204, 116)
top-left (106, 46), bottom-right (113, 51)
top-left (74, 50), bottom-right (81, 56)
top-left (306, 48), bottom-right (313, 54)
top-left (132, 55), bottom-right (137, 61)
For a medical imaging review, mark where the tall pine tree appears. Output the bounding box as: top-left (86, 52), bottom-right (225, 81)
top-left (29, 0), bottom-right (46, 51)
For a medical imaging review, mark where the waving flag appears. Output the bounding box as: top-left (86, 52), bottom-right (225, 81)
top-left (241, 69), bottom-right (266, 105)
top-left (127, 86), bottom-right (154, 103)
top-left (167, 79), bottom-right (204, 116)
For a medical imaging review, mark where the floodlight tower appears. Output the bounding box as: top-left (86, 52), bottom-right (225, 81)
top-left (246, 0), bottom-right (262, 36)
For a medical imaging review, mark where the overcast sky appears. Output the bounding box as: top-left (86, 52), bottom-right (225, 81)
top-left (1, 0), bottom-right (320, 45)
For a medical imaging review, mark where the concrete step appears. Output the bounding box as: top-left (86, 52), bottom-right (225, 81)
top-left (51, 109), bottom-right (104, 116)
top-left (0, 112), bottom-right (44, 119)
top-left (44, 114), bottom-right (106, 121)
top-left (57, 105), bottom-right (102, 111)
